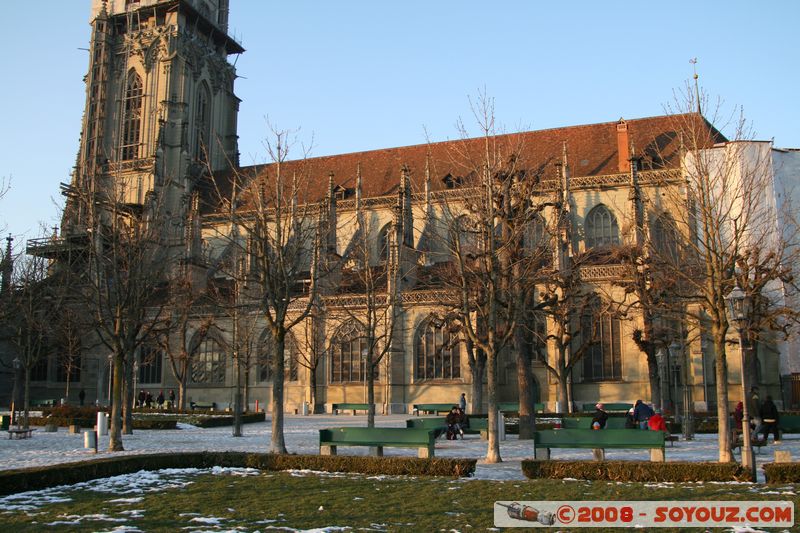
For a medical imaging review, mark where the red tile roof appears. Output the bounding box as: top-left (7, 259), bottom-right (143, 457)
top-left (203, 113), bottom-right (722, 214)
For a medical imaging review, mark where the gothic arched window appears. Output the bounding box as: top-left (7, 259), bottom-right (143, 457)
top-left (121, 70), bottom-right (143, 161)
top-left (330, 321), bottom-right (370, 383)
top-left (651, 212), bottom-right (679, 261)
top-left (191, 335), bottom-right (226, 384)
top-left (194, 82), bottom-right (211, 162)
top-left (580, 297), bottom-right (622, 381)
top-left (257, 331), bottom-right (299, 383)
top-left (415, 319), bottom-right (461, 381)
top-left (585, 204), bottom-right (620, 249)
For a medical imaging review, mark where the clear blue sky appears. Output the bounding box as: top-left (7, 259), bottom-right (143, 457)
top-left (1, 1), bottom-right (798, 243)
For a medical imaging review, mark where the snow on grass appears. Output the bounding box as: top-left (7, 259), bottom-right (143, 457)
top-left (0, 414), bottom-right (798, 485)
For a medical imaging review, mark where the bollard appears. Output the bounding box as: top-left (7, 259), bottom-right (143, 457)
top-left (97, 412), bottom-right (109, 436)
top-left (255, 400), bottom-right (259, 413)
top-left (84, 430), bottom-right (97, 451)
top-left (775, 450), bottom-right (792, 463)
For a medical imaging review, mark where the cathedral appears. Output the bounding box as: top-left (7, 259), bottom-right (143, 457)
top-left (12, 0), bottom-right (800, 415)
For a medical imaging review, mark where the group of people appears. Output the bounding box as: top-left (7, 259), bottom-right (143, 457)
top-left (591, 399), bottom-right (668, 432)
top-left (444, 393), bottom-right (469, 440)
top-left (733, 386), bottom-right (781, 444)
top-left (136, 389), bottom-right (176, 410)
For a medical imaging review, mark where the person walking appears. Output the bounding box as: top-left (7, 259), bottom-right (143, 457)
top-left (169, 389), bottom-right (176, 410)
top-left (760, 395), bottom-right (781, 444)
top-left (157, 390), bottom-right (165, 409)
top-left (459, 393), bottom-right (467, 413)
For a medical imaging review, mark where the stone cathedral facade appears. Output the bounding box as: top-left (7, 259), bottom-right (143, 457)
top-left (17, 0), bottom-right (796, 414)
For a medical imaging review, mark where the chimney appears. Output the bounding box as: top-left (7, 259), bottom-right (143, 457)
top-left (616, 119), bottom-right (630, 173)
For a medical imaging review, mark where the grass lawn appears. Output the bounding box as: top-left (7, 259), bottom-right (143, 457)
top-left (2, 469), bottom-right (798, 532)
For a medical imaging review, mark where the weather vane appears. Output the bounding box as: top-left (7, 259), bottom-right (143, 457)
top-left (690, 58), bottom-right (701, 114)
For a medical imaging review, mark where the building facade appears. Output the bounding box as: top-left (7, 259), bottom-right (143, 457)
top-left (10, 0), bottom-right (799, 414)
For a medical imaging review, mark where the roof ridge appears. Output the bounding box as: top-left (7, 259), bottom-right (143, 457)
top-left (235, 112), bottom-right (701, 172)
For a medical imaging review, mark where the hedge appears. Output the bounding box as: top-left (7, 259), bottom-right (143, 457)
top-left (763, 462), bottom-right (800, 484)
top-left (521, 460), bottom-right (750, 482)
top-left (193, 412), bottom-right (266, 428)
top-left (0, 452), bottom-right (476, 496)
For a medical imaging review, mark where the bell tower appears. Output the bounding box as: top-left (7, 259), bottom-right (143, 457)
top-left (64, 0), bottom-right (242, 249)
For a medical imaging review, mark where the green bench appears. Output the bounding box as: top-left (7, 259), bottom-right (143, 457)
top-left (406, 416), bottom-right (489, 438)
top-left (562, 417), bottom-right (629, 430)
top-left (561, 417), bottom-right (679, 446)
top-left (413, 403), bottom-right (455, 415)
top-left (190, 401), bottom-right (216, 410)
top-left (319, 427), bottom-right (436, 458)
top-left (31, 399), bottom-right (58, 407)
top-left (732, 436), bottom-right (768, 455)
top-left (332, 403), bottom-right (371, 415)
top-left (581, 402), bottom-right (633, 413)
top-left (533, 428), bottom-right (666, 462)
top-left (8, 428), bottom-right (36, 440)
top-left (779, 414), bottom-right (800, 433)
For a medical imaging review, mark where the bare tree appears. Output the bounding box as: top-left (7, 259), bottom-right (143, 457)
top-left (3, 248), bottom-right (63, 428)
top-left (330, 168), bottom-right (402, 428)
top-left (153, 273), bottom-right (214, 411)
top-left (214, 125), bottom-right (321, 453)
top-left (427, 93), bottom-right (546, 462)
top-left (63, 187), bottom-right (169, 451)
top-left (652, 86), bottom-right (800, 461)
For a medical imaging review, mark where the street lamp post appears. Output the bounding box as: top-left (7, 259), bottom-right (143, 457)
top-left (656, 348), bottom-right (667, 412)
top-left (726, 284), bottom-right (756, 481)
top-left (672, 340), bottom-right (694, 440)
top-left (10, 357), bottom-right (20, 426)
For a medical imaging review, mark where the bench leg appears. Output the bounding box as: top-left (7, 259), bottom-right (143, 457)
top-left (370, 446), bottom-right (384, 457)
top-left (418, 445), bottom-right (434, 459)
top-left (592, 448), bottom-right (605, 461)
top-left (534, 447), bottom-right (551, 460)
top-left (650, 448), bottom-right (665, 462)
top-left (320, 445), bottom-right (336, 456)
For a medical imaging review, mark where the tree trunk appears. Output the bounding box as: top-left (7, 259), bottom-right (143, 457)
top-left (367, 358), bottom-right (376, 428)
top-left (108, 352), bottom-right (125, 451)
top-left (270, 331), bottom-right (287, 453)
top-left (714, 328), bottom-right (732, 462)
top-left (243, 366), bottom-right (250, 412)
top-left (309, 364), bottom-right (318, 413)
top-left (515, 332), bottom-right (536, 440)
top-left (485, 350), bottom-right (501, 463)
top-left (467, 342), bottom-right (485, 413)
top-left (179, 373), bottom-right (188, 411)
top-left (556, 372), bottom-right (569, 415)
top-left (647, 348), bottom-right (662, 411)
top-left (23, 367), bottom-right (31, 430)
top-left (123, 357), bottom-right (134, 435)
top-left (65, 372), bottom-right (71, 403)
